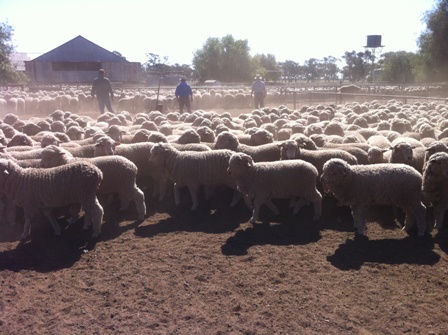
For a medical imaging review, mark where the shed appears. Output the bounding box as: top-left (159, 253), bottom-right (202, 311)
top-left (24, 35), bottom-right (141, 84)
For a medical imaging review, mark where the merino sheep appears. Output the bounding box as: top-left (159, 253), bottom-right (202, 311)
top-left (226, 152), bottom-right (322, 223)
top-left (320, 158), bottom-right (427, 236)
top-left (279, 140), bottom-right (358, 175)
top-left (214, 131), bottom-right (281, 162)
top-left (40, 145), bottom-right (146, 220)
top-left (149, 142), bottom-right (239, 210)
top-left (389, 141), bottom-right (426, 173)
top-left (0, 158), bottom-right (104, 240)
top-left (422, 152), bottom-right (448, 230)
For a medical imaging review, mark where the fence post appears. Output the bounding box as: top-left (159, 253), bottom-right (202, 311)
top-left (293, 91), bottom-right (296, 110)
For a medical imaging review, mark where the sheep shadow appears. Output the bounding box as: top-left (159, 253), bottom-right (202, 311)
top-left (327, 235), bottom-right (440, 271)
top-left (221, 213), bottom-right (322, 256)
top-left (134, 201), bottom-right (251, 238)
top-left (0, 217), bottom-right (96, 272)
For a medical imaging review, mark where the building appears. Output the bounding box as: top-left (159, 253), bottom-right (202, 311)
top-left (10, 52), bottom-right (30, 72)
top-left (25, 35), bottom-right (141, 84)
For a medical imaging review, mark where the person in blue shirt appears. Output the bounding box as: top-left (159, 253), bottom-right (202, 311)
top-left (91, 69), bottom-right (114, 114)
top-left (175, 76), bottom-right (193, 113)
top-left (251, 74), bottom-right (267, 109)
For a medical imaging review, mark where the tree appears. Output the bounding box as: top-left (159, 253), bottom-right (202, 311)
top-left (112, 51), bottom-right (126, 60)
top-left (143, 53), bottom-right (170, 74)
top-left (251, 53), bottom-right (281, 82)
top-left (0, 21), bottom-right (26, 84)
top-left (418, 0), bottom-right (448, 81)
top-left (192, 34), bottom-right (252, 82)
top-left (379, 51), bottom-right (420, 83)
top-left (341, 50), bottom-right (373, 82)
top-left (320, 56), bottom-right (341, 81)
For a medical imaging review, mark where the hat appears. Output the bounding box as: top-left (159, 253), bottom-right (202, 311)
top-left (180, 76), bottom-right (186, 81)
top-left (255, 74), bottom-right (261, 79)
top-left (98, 69), bottom-right (105, 75)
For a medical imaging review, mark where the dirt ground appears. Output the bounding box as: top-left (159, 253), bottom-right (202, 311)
top-left (1, 107), bottom-right (448, 335)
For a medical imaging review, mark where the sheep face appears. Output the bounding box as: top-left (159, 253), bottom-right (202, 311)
top-left (227, 153), bottom-right (253, 179)
top-left (390, 142), bottom-right (414, 163)
top-left (425, 142), bottom-right (448, 162)
top-left (40, 145), bottom-right (68, 168)
top-left (279, 140), bottom-right (299, 160)
top-left (425, 152), bottom-right (448, 178)
top-left (149, 143), bottom-right (171, 166)
top-left (320, 158), bottom-right (351, 194)
top-left (94, 137), bottom-right (117, 156)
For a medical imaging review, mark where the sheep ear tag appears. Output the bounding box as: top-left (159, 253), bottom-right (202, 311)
top-left (3, 169), bottom-right (9, 175)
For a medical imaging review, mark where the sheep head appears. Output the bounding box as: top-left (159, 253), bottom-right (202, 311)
top-left (227, 153), bottom-right (253, 180)
top-left (215, 131), bottom-right (239, 151)
top-left (320, 158), bottom-right (352, 195)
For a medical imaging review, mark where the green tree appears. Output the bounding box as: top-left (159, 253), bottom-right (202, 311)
top-left (379, 51), bottom-right (420, 83)
top-left (418, 0), bottom-right (448, 81)
top-left (251, 53), bottom-right (281, 82)
top-left (279, 60), bottom-right (300, 82)
top-left (320, 56), bottom-right (341, 81)
top-left (342, 50), bottom-right (373, 82)
top-left (0, 21), bottom-right (27, 84)
top-left (192, 34), bottom-right (252, 82)
top-left (143, 53), bottom-right (170, 74)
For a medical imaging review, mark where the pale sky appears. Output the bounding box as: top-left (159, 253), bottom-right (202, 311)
top-left (0, 0), bottom-right (437, 66)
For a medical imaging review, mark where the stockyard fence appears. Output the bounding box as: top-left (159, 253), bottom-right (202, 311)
top-left (2, 82), bottom-right (448, 112)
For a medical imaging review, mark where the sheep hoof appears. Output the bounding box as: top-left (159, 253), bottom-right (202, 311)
top-left (250, 217), bottom-right (257, 224)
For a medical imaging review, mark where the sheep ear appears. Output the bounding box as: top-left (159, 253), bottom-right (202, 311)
top-left (381, 148), bottom-right (391, 153)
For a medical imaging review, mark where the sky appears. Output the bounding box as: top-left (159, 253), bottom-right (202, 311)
top-left (0, 0), bottom-right (437, 66)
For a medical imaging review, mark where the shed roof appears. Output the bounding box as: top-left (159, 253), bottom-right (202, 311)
top-left (31, 35), bottom-right (128, 62)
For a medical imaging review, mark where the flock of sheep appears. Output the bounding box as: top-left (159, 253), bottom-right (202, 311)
top-left (1, 86), bottom-right (448, 242)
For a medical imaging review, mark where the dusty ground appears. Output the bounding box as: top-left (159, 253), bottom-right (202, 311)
top-left (1, 107), bottom-right (448, 335)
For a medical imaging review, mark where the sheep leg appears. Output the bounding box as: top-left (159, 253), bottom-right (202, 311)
top-left (229, 190), bottom-right (242, 207)
top-left (3, 197), bottom-right (17, 226)
top-left (351, 205), bottom-right (367, 235)
top-left (83, 198), bottom-right (103, 238)
top-left (310, 192), bottom-right (323, 221)
top-left (433, 204), bottom-right (447, 230)
top-left (265, 199), bottom-right (279, 215)
top-left (250, 198), bottom-right (265, 224)
top-left (131, 187), bottom-right (146, 220)
top-left (41, 207), bottom-right (62, 236)
top-left (188, 185), bottom-right (200, 211)
top-left (174, 183), bottom-right (181, 206)
top-left (69, 203), bottom-right (81, 226)
top-left (21, 207), bottom-right (40, 241)
top-left (204, 186), bottom-right (214, 200)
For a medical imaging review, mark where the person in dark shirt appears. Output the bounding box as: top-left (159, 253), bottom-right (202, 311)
top-left (174, 76), bottom-right (193, 113)
top-left (91, 69), bottom-right (114, 114)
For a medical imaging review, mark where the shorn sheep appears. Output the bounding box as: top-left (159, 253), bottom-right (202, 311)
top-left (227, 152), bottom-right (322, 224)
top-left (0, 158), bottom-right (104, 240)
top-left (40, 145), bottom-right (146, 220)
top-left (320, 158), bottom-right (427, 236)
top-left (149, 142), bottom-right (239, 210)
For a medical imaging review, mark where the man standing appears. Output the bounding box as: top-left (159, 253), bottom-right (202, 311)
top-left (251, 74), bottom-right (267, 109)
top-left (175, 76), bottom-right (193, 113)
top-left (91, 69), bottom-right (114, 114)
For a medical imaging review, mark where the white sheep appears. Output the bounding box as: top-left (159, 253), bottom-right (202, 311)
top-left (149, 142), bottom-right (240, 210)
top-left (279, 140), bottom-right (358, 175)
top-left (40, 145), bottom-right (146, 220)
top-left (320, 158), bottom-right (427, 236)
top-left (421, 152), bottom-right (448, 230)
top-left (226, 152), bottom-right (322, 223)
top-left (0, 158), bottom-right (104, 240)
top-left (214, 131), bottom-right (281, 162)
